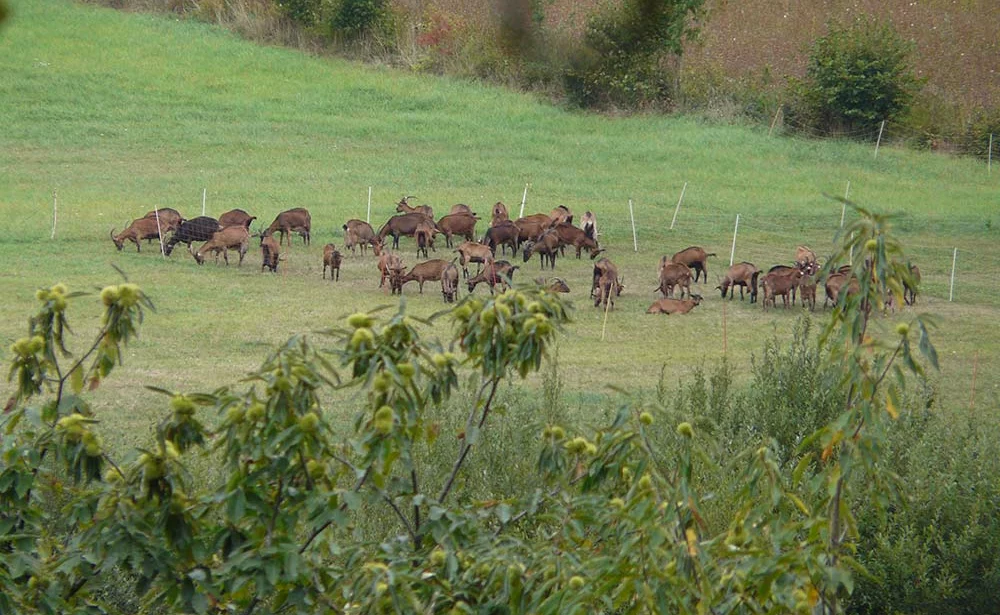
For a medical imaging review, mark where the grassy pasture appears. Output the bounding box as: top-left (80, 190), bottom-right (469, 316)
top-left (1, 0), bottom-right (998, 455)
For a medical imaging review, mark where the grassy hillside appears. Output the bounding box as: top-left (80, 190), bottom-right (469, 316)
top-left (1, 0), bottom-right (998, 454)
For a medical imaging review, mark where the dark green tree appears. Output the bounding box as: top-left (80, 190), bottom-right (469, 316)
top-left (792, 16), bottom-right (923, 136)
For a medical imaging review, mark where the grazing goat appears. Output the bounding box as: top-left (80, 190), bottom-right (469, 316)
top-left (436, 213), bottom-right (478, 248)
top-left (646, 295), bottom-right (703, 315)
top-left (513, 217), bottom-right (550, 246)
top-left (260, 231), bottom-right (280, 273)
top-left (219, 209), bottom-right (256, 229)
top-left (483, 221), bottom-right (519, 256)
top-left (467, 261), bottom-right (518, 294)
top-left (165, 216), bottom-right (221, 256)
top-left (552, 223), bottom-right (599, 258)
top-left (343, 219), bottom-right (382, 256)
top-left (266, 208), bottom-right (311, 246)
top-left (657, 259), bottom-right (693, 298)
top-left (323, 244), bottom-right (342, 281)
top-left (193, 226), bottom-right (250, 266)
top-left (377, 251), bottom-right (404, 289)
top-left (522, 230), bottom-right (560, 269)
top-left (441, 263), bottom-right (459, 303)
top-left (395, 196), bottom-right (433, 218)
top-left (110, 217), bottom-right (163, 252)
top-left (718, 262), bottom-right (759, 302)
top-left (414, 221), bottom-right (437, 258)
top-left (798, 262), bottom-right (819, 310)
top-left (393, 259), bottom-right (453, 294)
top-left (671, 246), bottom-right (715, 284)
top-left (454, 241), bottom-right (494, 278)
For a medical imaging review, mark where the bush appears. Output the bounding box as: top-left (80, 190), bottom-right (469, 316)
top-left (789, 16), bottom-right (923, 137)
top-left (329, 0), bottom-right (390, 39)
top-left (275, 0), bottom-right (320, 26)
top-left (961, 106), bottom-right (1000, 161)
top-left (564, 0), bottom-right (704, 110)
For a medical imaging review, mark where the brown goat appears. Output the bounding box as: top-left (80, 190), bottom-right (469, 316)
top-left (761, 267), bottom-right (804, 310)
top-left (193, 226), bottom-right (250, 266)
top-left (535, 277), bottom-right (570, 293)
top-left (657, 260), bottom-right (693, 298)
top-left (142, 208), bottom-right (184, 240)
top-left (646, 295), bottom-right (703, 315)
top-left (467, 261), bottom-right (518, 294)
top-left (394, 259), bottom-right (453, 294)
top-left (266, 208), bottom-right (311, 246)
top-left (449, 204), bottom-right (475, 216)
top-left (795, 245), bottom-right (817, 268)
top-left (522, 230), bottom-right (560, 269)
top-left (824, 270), bottom-right (860, 307)
top-left (513, 217), bottom-right (550, 246)
top-left (672, 246), bottom-right (716, 284)
top-left (552, 223), bottom-right (599, 258)
top-left (718, 262), bottom-right (759, 302)
top-left (593, 258), bottom-right (624, 309)
top-left (219, 209), bottom-right (256, 229)
top-left (483, 220), bottom-right (519, 256)
top-left (377, 251), bottom-right (404, 289)
top-left (491, 201), bottom-right (509, 226)
top-left (798, 262), bottom-right (819, 310)
top-left (441, 263), bottom-right (460, 303)
top-left (549, 205), bottom-right (573, 226)
top-left (110, 217), bottom-right (163, 252)
top-left (323, 244), bottom-right (342, 281)
top-left (342, 219), bottom-right (382, 256)
top-left (454, 241), bottom-right (494, 278)
top-left (395, 196), bottom-right (433, 219)
top-left (414, 221), bottom-right (437, 258)
top-left (378, 213), bottom-right (437, 249)
top-left (581, 211), bottom-right (598, 240)
top-left (436, 213), bottom-right (477, 248)
top-left (260, 231), bottom-right (280, 273)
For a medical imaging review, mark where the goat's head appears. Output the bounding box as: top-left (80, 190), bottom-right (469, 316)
top-left (690, 294), bottom-right (703, 305)
top-left (521, 241), bottom-right (535, 262)
top-left (110, 228), bottom-right (124, 251)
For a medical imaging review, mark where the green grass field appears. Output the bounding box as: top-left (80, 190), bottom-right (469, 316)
top-left (2, 0), bottom-right (998, 454)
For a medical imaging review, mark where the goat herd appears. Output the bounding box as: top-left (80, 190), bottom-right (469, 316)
top-left (109, 196), bottom-right (922, 316)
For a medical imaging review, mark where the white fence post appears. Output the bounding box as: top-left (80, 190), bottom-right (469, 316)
top-left (367, 186), bottom-right (372, 224)
top-left (729, 214), bottom-right (739, 266)
top-left (669, 182), bottom-right (687, 230)
top-left (50, 189), bottom-right (58, 240)
top-left (949, 248), bottom-right (958, 302)
top-left (153, 206), bottom-right (165, 258)
top-left (202, 188), bottom-right (207, 216)
top-left (518, 184), bottom-right (528, 218)
top-left (874, 119), bottom-right (886, 159)
top-left (841, 180), bottom-right (850, 227)
top-left (629, 199), bottom-right (637, 252)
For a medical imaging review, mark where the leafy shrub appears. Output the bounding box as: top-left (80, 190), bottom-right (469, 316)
top-left (789, 16), bottom-right (923, 137)
top-left (274, 0), bottom-right (320, 26)
top-left (564, 0), bottom-right (704, 109)
top-left (960, 106), bottom-right (1000, 161)
top-left (329, 0), bottom-right (390, 39)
